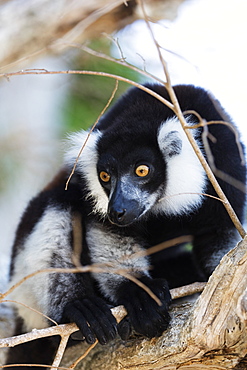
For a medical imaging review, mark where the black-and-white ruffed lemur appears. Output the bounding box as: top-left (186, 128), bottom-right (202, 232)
top-left (6, 84), bottom-right (246, 368)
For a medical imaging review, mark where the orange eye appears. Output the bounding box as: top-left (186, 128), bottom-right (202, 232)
top-left (99, 171), bottom-right (111, 182)
top-left (135, 165), bottom-right (150, 177)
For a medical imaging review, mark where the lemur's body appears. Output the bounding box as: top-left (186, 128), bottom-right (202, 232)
top-left (7, 84), bottom-right (246, 368)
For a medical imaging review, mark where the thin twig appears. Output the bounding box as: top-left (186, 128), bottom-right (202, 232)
top-left (116, 270), bottom-right (161, 306)
top-left (171, 282), bottom-right (206, 300)
top-left (0, 69), bottom-right (174, 111)
top-left (1, 300), bottom-right (58, 326)
top-left (67, 41), bottom-right (165, 85)
top-left (183, 110), bottom-right (245, 166)
top-left (71, 212), bottom-right (83, 268)
top-left (68, 340), bottom-right (98, 369)
top-left (158, 192), bottom-right (228, 205)
top-left (1, 267), bottom-right (90, 301)
top-left (51, 334), bottom-right (71, 370)
top-left (137, 0), bottom-right (170, 87)
top-left (65, 79), bottom-right (119, 190)
top-left (138, 0), bottom-right (246, 239)
top-left (2, 264), bottom-right (158, 308)
top-left (0, 323), bottom-right (78, 348)
top-left (125, 235), bottom-right (193, 261)
top-left (181, 126), bottom-right (246, 238)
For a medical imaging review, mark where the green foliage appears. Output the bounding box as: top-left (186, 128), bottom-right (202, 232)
top-left (62, 39), bottom-right (141, 133)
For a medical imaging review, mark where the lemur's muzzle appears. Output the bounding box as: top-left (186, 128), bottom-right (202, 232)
top-left (107, 183), bottom-right (145, 226)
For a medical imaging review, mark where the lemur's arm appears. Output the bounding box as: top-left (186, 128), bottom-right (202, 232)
top-left (85, 222), bottom-right (171, 339)
top-left (9, 191), bottom-right (117, 345)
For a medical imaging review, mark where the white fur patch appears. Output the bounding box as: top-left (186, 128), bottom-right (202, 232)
top-left (9, 207), bottom-right (73, 331)
top-left (86, 223), bottom-right (150, 302)
top-left (65, 129), bottom-right (108, 215)
top-left (156, 117), bottom-right (207, 215)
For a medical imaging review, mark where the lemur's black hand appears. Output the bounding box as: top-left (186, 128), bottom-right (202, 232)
top-left (116, 277), bottom-right (171, 340)
top-left (63, 295), bottom-right (117, 345)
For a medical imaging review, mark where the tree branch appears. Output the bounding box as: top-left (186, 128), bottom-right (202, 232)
top-left (0, 282), bottom-right (206, 349)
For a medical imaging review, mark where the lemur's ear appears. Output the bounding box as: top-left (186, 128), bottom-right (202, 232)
top-left (159, 130), bottom-right (182, 158)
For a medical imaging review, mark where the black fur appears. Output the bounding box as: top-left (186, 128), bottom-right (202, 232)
top-left (6, 84), bottom-right (246, 368)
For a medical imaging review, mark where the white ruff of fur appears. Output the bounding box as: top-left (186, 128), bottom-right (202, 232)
top-left (65, 130), bottom-right (108, 215)
top-left (156, 117), bottom-right (207, 216)
top-left (9, 207), bottom-right (73, 331)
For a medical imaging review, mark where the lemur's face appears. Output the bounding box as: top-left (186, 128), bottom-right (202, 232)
top-left (66, 117), bottom-right (206, 225)
top-left (94, 117), bottom-right (206, 226)
top-left (97, 146), bottom-right (166, 226)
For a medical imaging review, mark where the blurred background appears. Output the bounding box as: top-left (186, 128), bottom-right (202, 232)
top-left (0, 0), bottom-right (246, 290)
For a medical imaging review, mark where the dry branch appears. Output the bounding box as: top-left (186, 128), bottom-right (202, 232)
top-left (0, 0), bottom-right (185, 70)
top-left (0, 284), bottom-right (205, 358)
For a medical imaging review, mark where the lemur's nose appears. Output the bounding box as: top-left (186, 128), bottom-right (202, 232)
top-left (116, 209), bottom-right (126, 221)
top-left (108, 207), bottom-right (126, 225)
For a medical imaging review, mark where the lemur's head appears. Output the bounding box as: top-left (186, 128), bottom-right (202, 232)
top-left (66, 86), bottom-right (206, 227)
